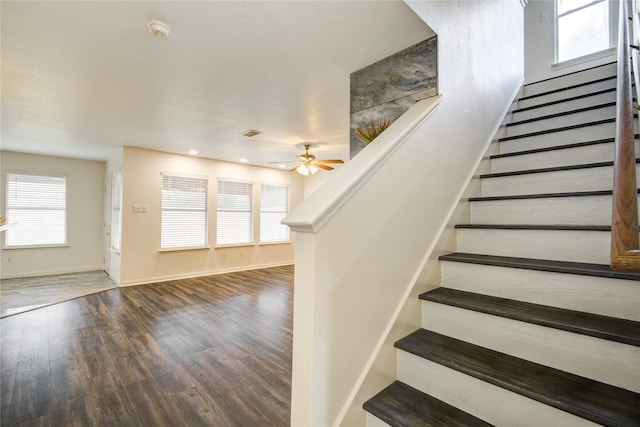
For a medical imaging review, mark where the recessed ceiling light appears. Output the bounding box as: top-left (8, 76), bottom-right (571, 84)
top-left (278, 164), bottom-right (286, 169)
top-left (239, 158), bottom-right (248, 163)
top-left (189, 150), bottom-right (198, 155)
top-left (148, 20), bottom-right (171, 39)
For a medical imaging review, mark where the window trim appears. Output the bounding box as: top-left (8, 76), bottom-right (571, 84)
top-left (111, 170), bottom-right (122, 253)
top-left (4, 171), bottom-right (68, 249)
top-left (554, 0), bottom-right (617, 64)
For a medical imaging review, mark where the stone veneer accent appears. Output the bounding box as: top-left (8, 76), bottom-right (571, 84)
top-left (350, 36), bottom-right (438, 158)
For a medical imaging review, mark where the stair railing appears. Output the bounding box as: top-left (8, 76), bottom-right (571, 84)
top-left (611, 0), bottom-right (640, 270)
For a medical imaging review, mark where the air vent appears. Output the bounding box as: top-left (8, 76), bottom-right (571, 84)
top-left (241, 129), bottom-right (263, 138)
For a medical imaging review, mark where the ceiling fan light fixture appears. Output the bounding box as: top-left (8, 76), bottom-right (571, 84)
top-left (296, 164), bottom-right (318, 176)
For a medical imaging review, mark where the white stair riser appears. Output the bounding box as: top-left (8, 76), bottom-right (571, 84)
top-left (499, 122), bottom-right (614, 154)
top-left (456, 228), bottom-right (609, 264)
top-left (506, 106), bottom-right (615, 137)
top-left (365, 413), bottom-right (390, 427)
top-left (440, 261), bottom-right (640, 321)
top-left (469, 195), bottom-right (632, 225)
top-left (512, 91), bottom-right (616, 122)
top-left (480, 165), bottom-right (632, 197)
top-left (397, 351), bottom-right (601, 427)
top-left (421, 301), bottom-right (640, 393)
top-left (490, 142), bottom-right (622, 173)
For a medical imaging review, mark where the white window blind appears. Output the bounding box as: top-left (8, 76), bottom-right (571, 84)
top-left (161, 173), bottom-right (208, 249)
top-left (260, 184), bottom-right (289, 243)
top-left (217, 180), bottom-right (252, 245)
top-left (111, 171), bottom-right (122, 251)
top-left (5, 172), bottom-right (67, 247)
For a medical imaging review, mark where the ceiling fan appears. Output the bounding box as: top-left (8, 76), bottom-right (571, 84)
top-left (273, 144), bottom-right (344, 176)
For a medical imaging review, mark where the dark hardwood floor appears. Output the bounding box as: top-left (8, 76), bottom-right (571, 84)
top-left (0, 265), bottom-right (294, 426)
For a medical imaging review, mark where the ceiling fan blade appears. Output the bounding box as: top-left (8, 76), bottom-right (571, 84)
top-left (316, 159), bottom-right (344, 164)
top-left (290, 166), bottom-right (300, 172)
top-left (315, 163), bottom-right (334, 171)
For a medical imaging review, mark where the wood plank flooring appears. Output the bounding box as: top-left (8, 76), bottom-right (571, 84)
top-left (0, 265), bottom-right (294, 426)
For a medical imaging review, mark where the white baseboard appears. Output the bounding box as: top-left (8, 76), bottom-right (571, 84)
top-left (117, 260), bottom-right (294, 287)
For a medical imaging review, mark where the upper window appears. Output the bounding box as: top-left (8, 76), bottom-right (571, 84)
top-left (556, 0), bottom-right (615, 63)
top-left (161, 173), bottom-right (208, 249)
top-left (5, 172), bottom-right (67, 247)
top-left (111, 171), bottom-right (122, 251)
top-left (260, 184), bottom-right (290, 243)
top-left (217, 180), bottom-right (252, 245)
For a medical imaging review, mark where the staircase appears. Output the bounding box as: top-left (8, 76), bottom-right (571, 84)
top-left (363, 62), bottom-right (640, 426)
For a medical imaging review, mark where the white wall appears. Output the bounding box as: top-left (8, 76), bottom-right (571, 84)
top-left (0, 151), bottom-right (105, 278)
top-left (285, 1), bottom-right (525, 425)
top-left (524, 0), bottom-right (616, 83)
top-left (119, 147), bottom-right (304, 286)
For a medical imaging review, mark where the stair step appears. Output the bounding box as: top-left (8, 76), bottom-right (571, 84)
top-left (499, 118), bottom-right (615, 142)
top-left (363, 381), bottom-right (493, 427)
top-left (420, 288), bottom-right (640, 346)
top-left (492, 137), bottom-right (619, 159)
top-left (520, 74), bottom-right (616, 102)
top-left (469, 190), bottom-right (640, 225)
top-left (419, 289), bottom-right (640, 392)
top-left (481, 159), bottom-right (633, 178)
top-left (439, 252), bottom-right (640, 281)
top-left (512, 88), bottom-right (616, 121)
top-left (505, 103), bottom-right (616, 136)
top-left (521, 62), bottom-right (616, 98)
top-left (497, 119), bottom-right (615, 154)
top-left (479, 160), bottom-right (640, 197)
top-left (456, 227), bottom-right (610, 264)
top-left (396, 329), bottom-right (640, 427)
top-left (440, 256), bottom-right (640, 322)
top-left (518, 76), bottom-right (617, 108)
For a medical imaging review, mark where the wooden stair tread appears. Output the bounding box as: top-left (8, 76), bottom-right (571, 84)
top-left (419, 287), bottom-right (640, 346)
top-left (506, 101), bottom-right (615, 127)
top-left (479, 158), bottom-right (639, 179)
top-left (363, 381), bottom-right (494, 427)
top-left (455, 224), bottom-right (612, 231)
top-left (468, 188), bottom-right (640, 202)
top-left (439, 252), bottom-right (640, 281)
top-left (395, 329), bottom-right (640, 427)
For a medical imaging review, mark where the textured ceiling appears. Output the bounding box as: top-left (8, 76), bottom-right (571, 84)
top-left (1, 1), bottom-right (434, 168)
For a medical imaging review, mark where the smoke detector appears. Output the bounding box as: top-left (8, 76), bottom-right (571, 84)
top-left (147, 20), bottom-right (170, 39)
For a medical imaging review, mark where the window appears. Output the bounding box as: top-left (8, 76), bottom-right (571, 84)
top-left (556, 0), bottom-right (615, 63)
top-left (111, 171), bottom-right (122, 251)
top-left (161, 173), bottom-right (208, 249)
top-left (260, 184), bottom-right (290, 243)
top-left (5, 172), bottom-right (67, 247)
top-left (217, 180), bottom-right (252, 245)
